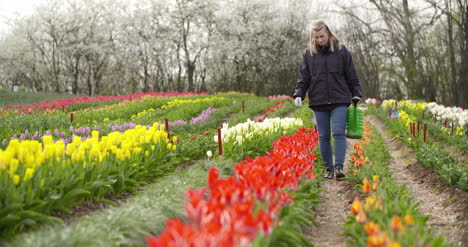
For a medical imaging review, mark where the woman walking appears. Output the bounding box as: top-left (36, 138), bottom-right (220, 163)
top-left (293, 20), bottom-right (362, 179)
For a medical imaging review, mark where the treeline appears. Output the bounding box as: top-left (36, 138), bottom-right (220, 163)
top-left (336, 0), bottom-right (467, 107)
top-left (0, 0), bottom-right (310, 96)
top-left (0, 0), bottom-right (466, 107)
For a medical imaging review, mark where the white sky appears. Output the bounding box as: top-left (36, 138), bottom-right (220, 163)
top-left (0, 0), bottom-right (48, 35)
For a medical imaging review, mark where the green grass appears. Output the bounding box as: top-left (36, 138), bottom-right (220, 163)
top-left (0, 91), bottom-right (85, 108)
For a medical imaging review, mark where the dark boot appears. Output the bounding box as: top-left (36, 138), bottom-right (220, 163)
top-left (323, 168), bottom-right (334, 179)
top-left (335, 167), bottom-right (345, 179)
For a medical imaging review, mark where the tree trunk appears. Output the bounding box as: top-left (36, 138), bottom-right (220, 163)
top-left (72, 56), bottom-right (80, 94)
top-left (187, 61), bottom-right (195, 92)
top-left (402, 0), bottom-right (419, 99)
top-left (87, 63), bottom-right (93, 96)
top-left (460, 5), bottom-right (468, 107)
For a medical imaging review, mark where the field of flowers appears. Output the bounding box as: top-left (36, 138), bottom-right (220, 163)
top-left (0, 93), bottom-right (466, 247)
top-left (366, 99), bottom-right (467, 189)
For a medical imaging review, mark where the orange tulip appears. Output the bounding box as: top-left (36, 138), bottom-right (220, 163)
top-left (391, 216), bottom-right (404, 232)
top-left (373, 182), bottom-right (378, 191)
top-left (364, 221), bottom-right (380, 236)
top-left (361, 177), bottom-right (372, 194)
top-left (356, 209), bottom-right (367, 224)
top-left (367, 232), bottom-right (388, 247)
top-left (350, 197), bottom-right (362, 215)
top-left (403, 215), bottom-right (414, 225)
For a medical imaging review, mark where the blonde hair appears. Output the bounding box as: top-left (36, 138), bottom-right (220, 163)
top-left (310, 20), bottom-right (342, 55)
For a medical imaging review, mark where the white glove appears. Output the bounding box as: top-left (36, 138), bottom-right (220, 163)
top-left (294, 97), bottom-right (302, 108)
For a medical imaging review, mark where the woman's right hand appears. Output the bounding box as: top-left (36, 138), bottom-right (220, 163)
top-left (294, 97), bottom-right (302, 108)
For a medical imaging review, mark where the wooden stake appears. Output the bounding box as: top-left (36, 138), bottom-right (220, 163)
top-left (417, 121), bottom-right (420, 137)
top-left (451, 122), bottom-right (454, 135)
top-left (165, 118), bottom-right (171, 140)
top-left (423, 124), bottom-right (427, 143)
top-left (242, 101), bottom-right (245, 113)
top-left (70, 113), bottom-right (74, 123)
top-left (217, 128), bottom-right (223, 156)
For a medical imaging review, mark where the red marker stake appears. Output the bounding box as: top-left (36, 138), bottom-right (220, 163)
top-left (417, 121), bottom-right (420, 137)
top-left (217, 128), bottom-right (223, 156)
top-left (165, 118), bottom-right (171, 141)
top-left (423, 124), bottom-right (427, 143)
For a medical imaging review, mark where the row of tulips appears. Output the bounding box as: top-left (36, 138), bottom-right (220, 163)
top-left (0, 122), bottom-right (180, 237)
top-left (1, 92), bottom-right (204, 116)
top-left (70, 95), bottom-right (231, 126)
top-left (368, 104), bottom-right (468, 190)
top-left (0, 94), bottom-right (208, 143)
top-left (379, 100), bottom-right (467, 146)
top-left (7, 106), bottom-right (220, 146)
top-left (345, 123), bottom-right (451, 247)
top-left (0, 94), bottom-right (250, 148)
top-left (216, 117), bottom-right (304, 161)
top-left (146, 126), bottom-right (320, 247)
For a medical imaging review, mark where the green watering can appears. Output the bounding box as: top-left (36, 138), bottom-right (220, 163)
top-left (346, 103), bottom-right (364, 139)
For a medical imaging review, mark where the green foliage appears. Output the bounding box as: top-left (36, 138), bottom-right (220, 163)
top-left (416, 144), bottom-right (468, 190)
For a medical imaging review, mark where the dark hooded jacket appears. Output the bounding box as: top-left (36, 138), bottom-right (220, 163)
top-left (293, 44), bottom-right (362, 111)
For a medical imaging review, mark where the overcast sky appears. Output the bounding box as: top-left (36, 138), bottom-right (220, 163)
top-left (0, 0), bottom-right (48, 35)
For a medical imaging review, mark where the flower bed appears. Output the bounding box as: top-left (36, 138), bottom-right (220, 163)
top-left (147, 126), bottom-right (319, 246)
top-left (345, 123), bottom-right (451, 246)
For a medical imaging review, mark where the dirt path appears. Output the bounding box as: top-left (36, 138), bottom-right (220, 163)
top-left (305, 117), bottom-right (360, 247)
top-left (366, 115), bottom-right (468, 246)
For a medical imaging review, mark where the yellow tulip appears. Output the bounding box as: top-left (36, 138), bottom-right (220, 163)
top-left (0, 150), bottom-right (13, 169)
top-left (24, 154), bottom-right (35, 168)
top-left (8, 159), bottom-right (19, 176)
top-left (13, 174), bottom-right (20, 185)
top-left (24, 168), bottom-right (35, 181)
top-left (66, 144), bottom-right (76, 156)
top-left (7, 139), bottom-right (20, 156)
top-left (42, 135), bottom-right (53, 146)
top-left (133, 147), bottom-right (142, 155)
top-left (92, 131), bottom-right (100, 139)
